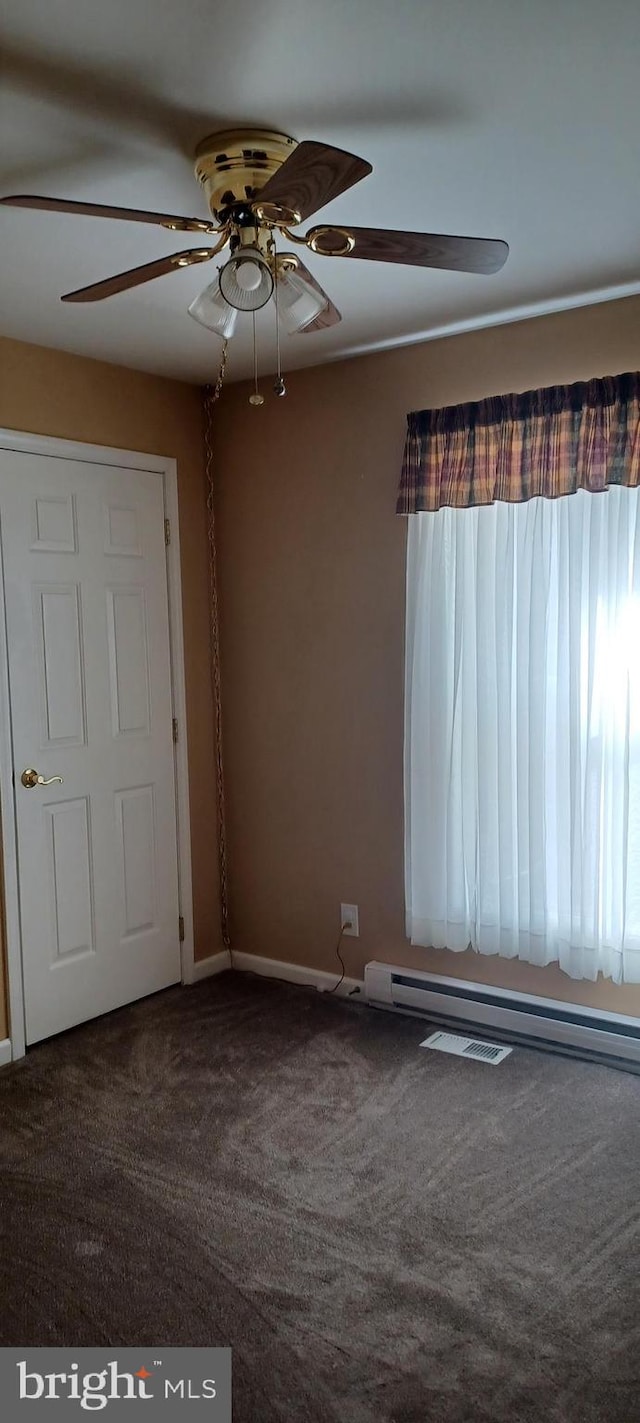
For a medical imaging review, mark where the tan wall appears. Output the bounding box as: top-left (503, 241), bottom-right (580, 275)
top-left (214, 294), bottom-right (640, 1017)
top-left (0, 336), bottom-right (222, 1041)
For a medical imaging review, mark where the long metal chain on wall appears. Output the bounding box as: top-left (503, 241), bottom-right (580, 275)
top-left (203, 340), bottom-right (231, 953)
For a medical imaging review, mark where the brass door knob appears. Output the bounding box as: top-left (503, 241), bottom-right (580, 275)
top-left (21, 768), bottom-right (64, 789)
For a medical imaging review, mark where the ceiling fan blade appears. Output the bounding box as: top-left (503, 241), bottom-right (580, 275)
top-left (61, 247), bottom-right (218, 302)
top-left (255, 142), bottom-right (371, 224)
top-left (290, 258), bottom-right (341, 332)
top-left (1, 194), bottom-right (218, 234)
top-left (308, 225), bottom-right (509, 274)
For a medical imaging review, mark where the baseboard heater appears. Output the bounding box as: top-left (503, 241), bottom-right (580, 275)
top-left (364, 961), bottom-right (640, 1070)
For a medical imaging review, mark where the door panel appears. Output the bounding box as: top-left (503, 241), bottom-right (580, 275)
top-left (0, 450), bottom-right (181, 1044)
top-left (104, 503), bottom-right (142, 558)
top-left (44, 796), bottom-right (95, 961)
top-left (34, 583), bottom-right (87, 745)
top-left (31, 493), bottom-right (77, 552)
top-left (116, 785), bottom-right (157, 938)
top-left (106, 586), bottom-right (151, 736)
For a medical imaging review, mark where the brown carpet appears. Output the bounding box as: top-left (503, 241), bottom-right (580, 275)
top-left (0, 970), bottom-right (638, 1422)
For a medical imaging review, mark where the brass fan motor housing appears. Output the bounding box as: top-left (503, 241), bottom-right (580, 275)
top-left (194, 129), bottom-right (298, 222)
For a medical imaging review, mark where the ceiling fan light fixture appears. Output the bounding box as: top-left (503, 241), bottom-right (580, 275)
top-left (219, 248), bottom-right (274, 311)
top-left (276, 266), bottom-right (329, 334)
top-left (187, 279), bottom-right (238, 338)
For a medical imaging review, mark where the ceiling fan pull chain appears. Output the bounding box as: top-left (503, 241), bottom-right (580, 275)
top-left (272, 234), bottom-right (286, 397)
top-left (203, 343), bottom-right (231, 956)
top-left (249, 312), bottom-right (264, 406)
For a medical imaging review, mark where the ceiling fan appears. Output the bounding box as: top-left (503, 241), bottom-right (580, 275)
top-left (0, 129), bottom-right (509, 342)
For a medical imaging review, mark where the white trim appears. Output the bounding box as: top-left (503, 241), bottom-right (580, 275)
top-left (190, 950), bottom-right (232, 982)
top-left (329, 278), bottom-right (640, 370)
top-left (0, 1038), bottom-right (12, 1068)
top-left (0, 430), bottom-right (178, 472)
top-left (0, 428), bottom-right (195, 1054)
top-left (162, 457), bottom-right (195, 986)
top-left (231, 950), bottom-right (365, 1000)
top-left (0, 517), bottom-right (26, 1061)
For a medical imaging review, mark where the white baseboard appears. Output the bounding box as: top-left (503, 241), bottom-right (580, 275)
top-left (189, 950), bottom-right (232, 983)
top-left (230, 950), bottom-right (365, 1001)
top-left (0, 1038), bottom-right (12, 1067)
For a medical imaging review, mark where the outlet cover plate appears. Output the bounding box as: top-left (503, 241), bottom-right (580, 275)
top-left (340, 903), bottom-right (359, 937)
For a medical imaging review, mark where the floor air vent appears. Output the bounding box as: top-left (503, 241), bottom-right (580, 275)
top-left (420, 1030), bottom-right (512, 1065)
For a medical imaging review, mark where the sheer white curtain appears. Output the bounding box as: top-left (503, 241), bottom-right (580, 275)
top-left (404, 486), bottom-right (640, 983)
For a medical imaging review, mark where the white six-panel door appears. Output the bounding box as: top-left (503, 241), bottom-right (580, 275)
top-left (0, 451), bottom-right (181, 1044)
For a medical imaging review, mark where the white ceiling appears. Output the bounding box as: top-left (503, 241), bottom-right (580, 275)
top-left (1, 0), bottom-right (640, 384)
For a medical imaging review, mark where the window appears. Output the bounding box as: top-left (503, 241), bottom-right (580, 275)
top-left (404, 485), bottom-right (640, 983)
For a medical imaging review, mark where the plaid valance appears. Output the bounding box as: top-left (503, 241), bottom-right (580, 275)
top-left (397, 371), bottom-right (640, 514)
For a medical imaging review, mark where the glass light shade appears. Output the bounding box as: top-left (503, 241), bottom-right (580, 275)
top-left (219, 248), bottom-right (274, 311)
top-left (187, 279), bottom-right (238, 338)
top-left (277, 267), bottom-right (328, 334)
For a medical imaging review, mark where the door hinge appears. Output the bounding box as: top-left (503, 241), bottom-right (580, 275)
top-left (179, 915), bottom-right (185, 942)
top-left (164, 517), bottom-right (171, 546)
top-left (172, 717), bottom-right (178, 743)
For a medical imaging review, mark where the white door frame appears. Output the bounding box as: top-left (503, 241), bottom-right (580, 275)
top-left (0, 429), bottom-right (197, 1061)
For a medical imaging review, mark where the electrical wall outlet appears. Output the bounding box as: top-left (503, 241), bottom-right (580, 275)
top-left (340, 903), bottom-right (359, 937)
